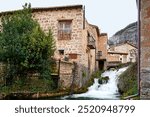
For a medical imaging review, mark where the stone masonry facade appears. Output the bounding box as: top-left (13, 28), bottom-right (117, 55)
top-left (32, 5), bottom-right (102, 88)
top-left (108, 42), bottom-right (137, 64)
top-left (96, 33), bottom-right (108, 70)
top-left (140, 0), bottom-right (150, 99)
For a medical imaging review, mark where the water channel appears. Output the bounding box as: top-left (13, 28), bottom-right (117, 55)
top-left (52, 67), bottom-right (128, 100)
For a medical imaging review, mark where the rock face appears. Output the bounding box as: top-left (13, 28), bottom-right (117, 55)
top-left (108, 22), bottom-right (138, 46)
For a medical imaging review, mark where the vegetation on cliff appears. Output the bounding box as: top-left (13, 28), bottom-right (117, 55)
top-left (117, 63), bottom-right (138, 99)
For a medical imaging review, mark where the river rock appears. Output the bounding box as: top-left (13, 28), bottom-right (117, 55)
top-left (98, 76), bottom-right (109, 84)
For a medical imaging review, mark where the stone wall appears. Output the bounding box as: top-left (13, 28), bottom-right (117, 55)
top-left (85, 21), bottom-right (100, 71)
top-left (140, 0), bottom-right (150, 99)
top-left (59, 61), bottom-right (74, 88)
top-left (108, 43), bottom-right (137, 63)
top-left (98, 34), bottom-right (108, 60)
top-left (32, 7), bottom-right (83, 59)
top-left (107, 54), bottom-right (120, 62)
top-left (58, 60), bottom-right (89, 89)
top-left (32, 6), bottom-right (95, 88)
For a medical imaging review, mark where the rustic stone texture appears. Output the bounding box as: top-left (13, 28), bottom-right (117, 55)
top-left (96, 34), bottom-right (108, 70)
top-left (32, 8), bottom-right (83, 58)
top-left (140, 88), bottom-right (150, 99)
top-left (59, 61), bottom-right (74, 88)
top-left (98, 34), bottom-right (108, 60)
top-left (107, 54), bottom-right (120, 62)
top-left (108, 43), bottom-right (137, 63)
top-left (33, 8), bottom-right (101, 82)
top-left (140, 0), bottom-right (150, 99)
top-left (32, 6), bottom-right (101, 87)
top-left (0, 5), bottom-right (102, 89)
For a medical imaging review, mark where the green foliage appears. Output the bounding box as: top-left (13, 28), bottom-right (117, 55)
top-left (82, 71), bottom-right (86, 78)
top-left (117, 62), bottom-right (132, 69)
top-left (0, 3), bottom-right (55, 86)
top-left (91, 70), bottom-right (104, 79)
top-left (118, 63), bottom-right (138, 98)
top-left (0, 78), bottom-right (54, 94)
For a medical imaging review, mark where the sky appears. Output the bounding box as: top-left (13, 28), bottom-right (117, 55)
top-left (0, 0), bottom-right (138, 37)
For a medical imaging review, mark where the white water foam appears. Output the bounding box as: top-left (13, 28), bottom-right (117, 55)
top-left (63, 67), bottom-right (128, 100)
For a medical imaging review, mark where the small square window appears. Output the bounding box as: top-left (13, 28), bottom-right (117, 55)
top-left (59, 50), bottom-right (64, 55)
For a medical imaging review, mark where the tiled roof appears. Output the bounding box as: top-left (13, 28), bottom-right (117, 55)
top-left (0, 5), bottom-right (83, 16)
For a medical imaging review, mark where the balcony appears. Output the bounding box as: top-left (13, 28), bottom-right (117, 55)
top-left (96, 51), bottom-right (102, 60)
top-left (87, 36), bottom-right (96, 49)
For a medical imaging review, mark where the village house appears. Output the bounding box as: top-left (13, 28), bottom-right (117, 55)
top-left (96, 33), bottom-right (108, 70)
top-left (0, 5), bottom-right (107, 89)
top-left (107, 41), bottom-right (137, 68)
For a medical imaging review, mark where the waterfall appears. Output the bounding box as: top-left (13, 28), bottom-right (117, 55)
top-left (61, 67), bottom-right (128, 100)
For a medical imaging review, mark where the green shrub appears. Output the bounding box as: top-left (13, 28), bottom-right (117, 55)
top-left (82, 71), bottom-right (86, 78)
top-left (0, 3), bottom-right (55, 87)
top-left (118, 63), bottom-right (138, 98)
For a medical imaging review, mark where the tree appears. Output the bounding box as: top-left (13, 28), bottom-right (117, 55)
top-left (0, 3), bottom-right (55, 86)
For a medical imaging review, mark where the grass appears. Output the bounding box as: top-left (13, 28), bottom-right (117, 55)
top-left (117, 62), bottom-right (139, 99)
top-left (0, 77), bottom-right (55, 95)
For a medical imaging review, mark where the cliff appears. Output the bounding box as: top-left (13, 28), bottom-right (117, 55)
top-left (108, 22), bottom-right (138, 46)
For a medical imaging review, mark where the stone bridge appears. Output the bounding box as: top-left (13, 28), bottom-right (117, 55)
top-left (107, 61), bottom-right (121, 69)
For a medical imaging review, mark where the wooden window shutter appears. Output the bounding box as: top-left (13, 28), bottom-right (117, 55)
top-left (69, 54), bottom-right (77, 59)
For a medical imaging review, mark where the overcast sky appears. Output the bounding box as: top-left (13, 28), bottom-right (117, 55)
top-left (0, 0), bottom-right (137, 37)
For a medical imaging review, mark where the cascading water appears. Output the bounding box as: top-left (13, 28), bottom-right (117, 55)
top-left (61, 67), bottom-right (128, 100)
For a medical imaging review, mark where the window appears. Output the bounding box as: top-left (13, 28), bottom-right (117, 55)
top-left (59, 50), bottom-right (64, 55)
top-left (98, 51), bottom-right (102, 56)
top-left (58, 20), bottom-right (72, 40)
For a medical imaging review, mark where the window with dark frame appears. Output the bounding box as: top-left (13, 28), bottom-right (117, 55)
top-left (58, 50), bottom-right (64, 55)
top-left (98, 51), bottom-right (102, 56)
top-left (58, 20), bottom-right (72, 40)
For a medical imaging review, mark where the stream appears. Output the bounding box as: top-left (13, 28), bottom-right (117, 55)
top-left (53, 67), bottom-right (128, 100)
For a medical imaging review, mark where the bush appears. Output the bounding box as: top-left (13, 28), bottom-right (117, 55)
top-left (117, 63), bottom-right (138, 98)
top-left (0, 3), bottom-right (55, 87)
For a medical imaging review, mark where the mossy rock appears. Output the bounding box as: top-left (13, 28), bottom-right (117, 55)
top-left (98, 79), bottom-right (103, 84)
top-left (98, 76), bottom-right (109, 84)
top-left (117, 63), bottom-right (138, 98)
top-left (110, 68), bottom-right (116, 71)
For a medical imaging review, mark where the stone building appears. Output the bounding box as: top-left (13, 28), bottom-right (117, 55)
top-left (96, 33), bottom-right (108, 70)
top-left (140, 0), bottom-right (150, 99)
top-left (0, 5), bottom-right (103, 89)
top-left (107, 42), bottom-right (137, 68)
top-left (108, 51), bottom-right (126, 64)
